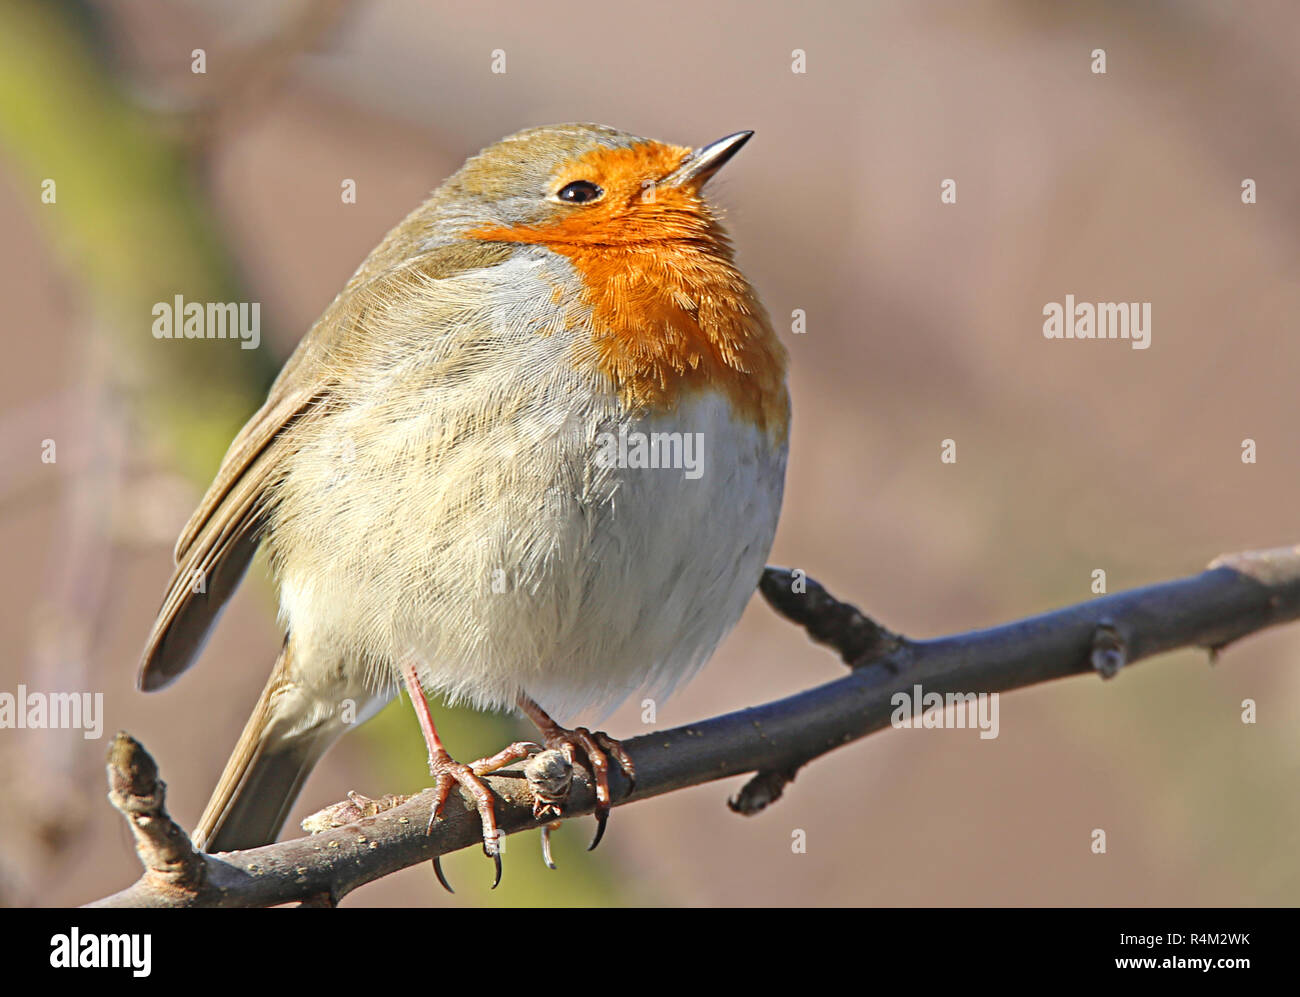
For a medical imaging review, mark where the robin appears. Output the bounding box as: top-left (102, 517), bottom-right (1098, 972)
top-left (138, 123), bottom-right (790, 888)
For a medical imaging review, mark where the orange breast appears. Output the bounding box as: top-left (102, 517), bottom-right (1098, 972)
top-left (467, 143), bottom-right (789, 441)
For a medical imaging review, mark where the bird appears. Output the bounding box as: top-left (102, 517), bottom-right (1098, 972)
top-left (137, 123), bottom-right (790, 888)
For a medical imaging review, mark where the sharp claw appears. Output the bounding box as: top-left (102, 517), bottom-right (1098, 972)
top-left (517, 698), bottom-right (633, 855)
top-left (432, 856), bottom-right (454, 894)
top-left (541, 824), bottom-right (558, 870)
top-left (488, 848), bottom-right (503, 890)
top-left (588, 806), bottom-right (609, 851)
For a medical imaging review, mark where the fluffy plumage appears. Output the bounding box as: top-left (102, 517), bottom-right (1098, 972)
top-left (138, 124), bottom-right (789, 852)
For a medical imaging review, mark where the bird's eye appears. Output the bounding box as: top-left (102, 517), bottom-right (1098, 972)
top-left (555, 180), bottom-right (604, 204)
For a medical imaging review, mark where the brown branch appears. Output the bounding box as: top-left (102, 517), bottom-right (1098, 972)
top-left (103, 734), bottom-right (205, 903)
top-left (88, 544), bottom-right (1300, 907)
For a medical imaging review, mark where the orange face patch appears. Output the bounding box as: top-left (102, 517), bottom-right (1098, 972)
top-left (468, 143), bottom-right (789, 439)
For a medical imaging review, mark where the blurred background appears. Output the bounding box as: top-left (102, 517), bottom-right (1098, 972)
top-left (2, 0), bottom-right (1298, 907)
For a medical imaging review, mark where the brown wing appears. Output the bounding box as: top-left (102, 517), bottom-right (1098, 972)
top-left (137, 386), bottom-right (321, 691)
top-left (137, 240), bottom-right (515, 692)
top-left (138, 270), bottom-right (348, 692)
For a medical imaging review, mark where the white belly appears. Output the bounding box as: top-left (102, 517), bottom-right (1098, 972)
top-left (274, 387), bottom-right (784, 722)
top-left (497, 391), bottom-right (787, 719)
top-left (269, 252), bottom-right (787, 721)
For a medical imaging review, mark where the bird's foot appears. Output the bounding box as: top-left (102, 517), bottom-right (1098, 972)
top-left (535, 724), bottom-right (635, 850)
top-left (426, 740), bottom-right (538, 892)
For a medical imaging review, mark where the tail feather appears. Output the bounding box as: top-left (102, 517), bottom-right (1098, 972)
top-left (194, 640), bottom-right (340, 853)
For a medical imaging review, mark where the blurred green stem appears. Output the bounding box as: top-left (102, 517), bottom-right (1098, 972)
top-left (0, 0), bottom-right (272, 478)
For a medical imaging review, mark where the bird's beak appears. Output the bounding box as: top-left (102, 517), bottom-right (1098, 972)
top-left (663, 131), bottom-right (754, 188)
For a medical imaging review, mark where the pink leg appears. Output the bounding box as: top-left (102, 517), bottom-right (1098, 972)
top-left (400, 662), bottom-right (538, 891)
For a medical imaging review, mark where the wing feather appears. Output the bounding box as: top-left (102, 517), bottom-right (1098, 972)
top-left (137, 241), bottom-right (513, 692)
